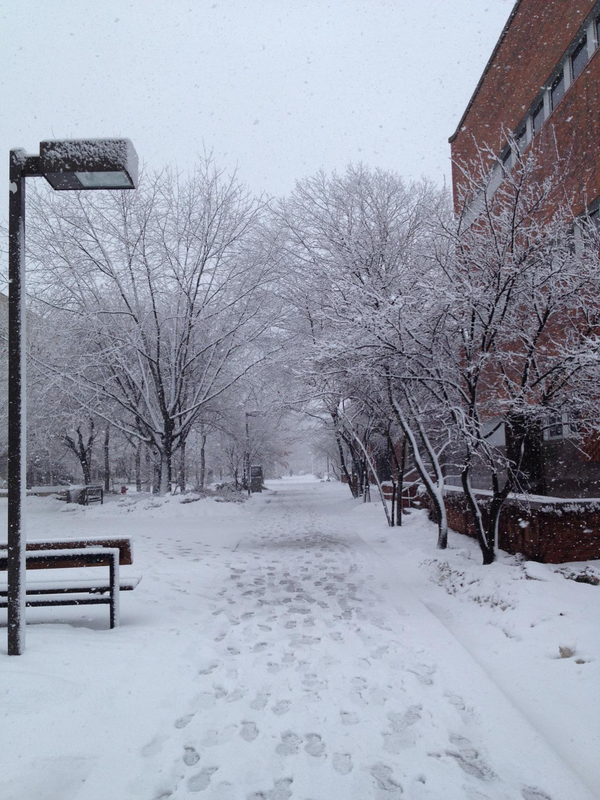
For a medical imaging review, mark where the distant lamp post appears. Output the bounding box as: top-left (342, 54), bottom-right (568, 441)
top-left (244, 411), bottom-right (258, 497)
top-left (7, 139), bottom-right (138, 656)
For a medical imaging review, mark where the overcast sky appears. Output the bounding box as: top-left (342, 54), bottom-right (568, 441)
top-left (0, 0), bottom-right (513, 207)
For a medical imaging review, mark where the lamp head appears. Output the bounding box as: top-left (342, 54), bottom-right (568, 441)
top-left (39, 138), bottom-right (138, 191)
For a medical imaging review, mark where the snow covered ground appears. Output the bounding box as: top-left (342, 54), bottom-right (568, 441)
top-left (1, 477), bottom-right (598, 800)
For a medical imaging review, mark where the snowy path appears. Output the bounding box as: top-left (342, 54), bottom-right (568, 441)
top-left (1, 480), bottom-right (595, 800)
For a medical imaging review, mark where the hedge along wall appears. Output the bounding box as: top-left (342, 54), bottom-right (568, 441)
top-left (418, 489), bottom-right (600, 564)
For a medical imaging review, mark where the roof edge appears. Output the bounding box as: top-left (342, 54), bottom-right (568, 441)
top-left (448, 0), bottom-right (524, 144)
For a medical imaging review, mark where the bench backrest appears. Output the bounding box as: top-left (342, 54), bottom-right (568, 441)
top-left (0, 538), bottom-right (133, 571)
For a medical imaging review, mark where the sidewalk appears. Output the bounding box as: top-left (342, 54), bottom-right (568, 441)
top-left (0, 480), bottom-right (596, 799)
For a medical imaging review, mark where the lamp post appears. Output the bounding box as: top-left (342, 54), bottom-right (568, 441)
top-left (243, 411), bottom-right (258, 497)
top-left (7, 139), bottom-right (138, 656)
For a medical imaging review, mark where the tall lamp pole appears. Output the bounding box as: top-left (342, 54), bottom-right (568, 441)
top-left (244, 413), bottom-right (251, 497)
top-left (6, 139), bottom-right (138, 656)
top-left (244, 411), bottom-right (258, 497)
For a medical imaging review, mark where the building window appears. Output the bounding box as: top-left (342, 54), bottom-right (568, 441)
top-left (596, 16), bottom-right (600, 48)
top-left (571, 34), bottom-right (588, 80)
top-left (501, 146), bottom-right (512, 169)
top-left (515, 125), bottom-right (527, 152)
top-left (486, 162), bottom-right (503, 198)
top-left (532, 99), bottom-right (545, 134)
top-left (544, 413), bottom-right (570, 441)
top-left (551, 70), bottom-right (565, 109)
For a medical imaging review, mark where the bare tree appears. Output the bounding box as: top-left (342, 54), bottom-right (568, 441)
top-left (26, 158), bottom-right (282, 493)
top-left (422, 142), bottom-right (600, 562)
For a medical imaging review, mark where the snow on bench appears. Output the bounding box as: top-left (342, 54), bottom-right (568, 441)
top-left (0, 538), bottom-right (140, 629)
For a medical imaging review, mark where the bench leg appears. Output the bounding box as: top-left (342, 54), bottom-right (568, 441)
top-left (109, 555), bottom-right (120, 629)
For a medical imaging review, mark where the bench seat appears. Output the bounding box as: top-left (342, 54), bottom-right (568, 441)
top-left (0, 574), bottom-right (142, 597)
top-left (0, 539), bottom-right (139, 628)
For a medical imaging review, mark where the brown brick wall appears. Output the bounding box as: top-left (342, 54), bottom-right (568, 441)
top-left (421, 490), bottom-right (600, 563)
top-left (451, 0), bottom-right (599, 211)
top-left (535, 49), bottom-right (600, 215)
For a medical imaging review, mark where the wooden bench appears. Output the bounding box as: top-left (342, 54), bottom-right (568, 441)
top-left (0, 537), bottom-right (141, 628)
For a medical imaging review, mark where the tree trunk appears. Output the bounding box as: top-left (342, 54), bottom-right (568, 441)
top-left (145, 446), bottom-right (153, 491)
top-left (104, 427), bottom-right (110, 493)
top-left (386, 430), bottom-right (405, 527)
top-left (388, 391), bottom-right (447, 548)
top-left (397, 438), bottom-right (407, 526)
top-left (331, 412), bottom-right (356, 498)
top-left (159, 452), bottom-right (170, 495)
top-left (63, 421), bottom-right (96, 485)
top-left (199, 430), bottom-right (207, 489)
top-left (178, 440), bottom-right (186, 493)
top-left (340, 413), bottom-right (392, 527)
top-left (461, 467), bottom-right (496, 565)
top-left (135, 441), bottom-right (142, 492)
top-left (158, 422), bottom-right (174, 495)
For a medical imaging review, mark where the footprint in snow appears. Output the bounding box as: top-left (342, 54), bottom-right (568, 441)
top-left (225, 687), bottom-right (246, 703)
top-left (332, 752), bottom-right (353, 774)
top-left (240, 721), bottom-right (259, 742)
top-left (340, 710), bottom-right (360, 726)
top-left (371, 763), bottom-right (403, 797)
top-left (187, 766), bottom-right (218, 793)
top-left (407, 663), bottom-right (436, 686)
top-left (272, 699), bottom-right (291, 715)
top-left (276, 731), bottom-right (302, 756)
top-left (174, 713), bottom-right (194, 730)
top-left (250, 692), bottom-right (270, 711)
top-left (183, 746), bottom-right (200, 766)
top-left (252, 642), bottom-right (268, 653)
top-left (521, 789), bottom-right (553, 800)
top-left (445, 734), bottom-right (496, 781)
top-left (384, 705), bottom-right (422, 752)
top-left (247, 777), bottom-right (293, 800)
top-left (304, 733), bottom-right (326, 758)
top-left (198, 661), bottom-right (220, 676)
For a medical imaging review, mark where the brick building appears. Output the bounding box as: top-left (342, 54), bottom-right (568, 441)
top-left (448, 0), bottom-right (600, 498)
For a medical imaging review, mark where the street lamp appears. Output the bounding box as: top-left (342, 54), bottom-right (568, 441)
top-left (244, 411), bottom-right (258, 497)
top-left (7, 139), bottom-right (138, 656)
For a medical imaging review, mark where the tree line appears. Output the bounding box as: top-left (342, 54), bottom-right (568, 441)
top-left (2, 143), bottom-right (599, 563)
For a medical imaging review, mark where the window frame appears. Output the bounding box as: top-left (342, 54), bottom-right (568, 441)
top-left (501, 145), bottom-right (513, 170)
top-left (550, 69), bottom-right (566, 109)
top-left (532, 99), bottom-right (545, 135)
top-left (571, 33), bottom-right (589, 80)
top-left (543, 412), bottom-right (571, 441)
top-left (515, 125), bottom-right (528, 152)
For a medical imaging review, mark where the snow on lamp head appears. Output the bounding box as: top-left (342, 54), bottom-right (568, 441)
top-left (39, 138), bottom-right (138, 191)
